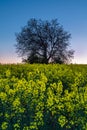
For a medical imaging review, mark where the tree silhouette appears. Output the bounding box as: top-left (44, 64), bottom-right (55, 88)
top-left (15, 18), bottom-right (74, 64)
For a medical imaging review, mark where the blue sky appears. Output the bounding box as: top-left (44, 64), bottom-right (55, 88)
top-left (0, 0), bottom-right (87, 64)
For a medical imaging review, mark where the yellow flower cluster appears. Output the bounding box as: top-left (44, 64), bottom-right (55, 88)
top-left (0, 64), bottom-right (87, 129)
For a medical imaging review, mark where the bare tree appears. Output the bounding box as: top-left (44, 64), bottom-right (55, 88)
top-left (15, 18), bottom-right (74, 64)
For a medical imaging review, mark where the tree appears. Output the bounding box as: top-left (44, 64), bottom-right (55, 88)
top-left (15, 18), bottom-right (74, 64)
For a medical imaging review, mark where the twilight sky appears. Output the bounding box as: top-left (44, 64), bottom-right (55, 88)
top-left (0, 0), bottom-right (87, 64)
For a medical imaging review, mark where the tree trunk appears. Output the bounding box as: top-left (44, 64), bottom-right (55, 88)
top-left (43, 48), bottom-right (48, 64)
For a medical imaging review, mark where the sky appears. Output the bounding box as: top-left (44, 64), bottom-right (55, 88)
top-left (0, 0), bottom-right (87, 64)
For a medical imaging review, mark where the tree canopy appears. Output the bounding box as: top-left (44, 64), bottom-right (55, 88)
top-left (15, 18), bottom-right (74, 64)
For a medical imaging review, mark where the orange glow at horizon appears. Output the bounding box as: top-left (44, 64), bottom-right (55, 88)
top-left (1, 56), bottom-right (87, 64)
top-left (0, 56), bottom-right (22, 64)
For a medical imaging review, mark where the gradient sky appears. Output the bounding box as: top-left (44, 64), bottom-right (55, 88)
top-left (0, 0), bottom-right (87, 64)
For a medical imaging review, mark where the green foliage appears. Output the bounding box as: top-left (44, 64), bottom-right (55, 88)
top-left (0, 64), bottom-right (87, 129)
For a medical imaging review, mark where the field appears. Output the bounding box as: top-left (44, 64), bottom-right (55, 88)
top-left (0, 64), bottom-right (87, 130)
